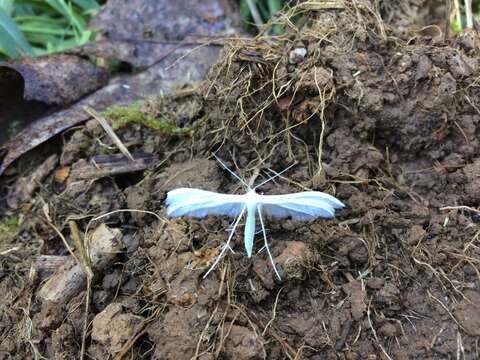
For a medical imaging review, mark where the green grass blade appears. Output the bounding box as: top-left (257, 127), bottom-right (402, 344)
top-left (0, 6), bottom-right (34, 58)
top-left (19, 25), bottom-right (76, 36)
top-left (267, 0), bottom-right (283, 35)
top-left (72, 0), bottom-right (101, 12)
top-left (45, 0), bottom-right (86, 32)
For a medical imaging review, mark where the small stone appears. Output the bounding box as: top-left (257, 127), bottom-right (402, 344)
top-left (289, 47), bottom-right (307, 64)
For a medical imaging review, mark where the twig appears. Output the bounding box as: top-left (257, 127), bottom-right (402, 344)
top-left (84, 106), bottom-right (134, 162)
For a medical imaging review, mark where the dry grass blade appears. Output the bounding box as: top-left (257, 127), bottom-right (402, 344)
top-left (42, 204), bottom-right (81, 268)
top-left (296, 1), bottom-right (345, 10)
top-left (69, 220), bottom-right (93, 360)
top-left (262, 287), bottom-right (283, 336)
top-left (440, 205), bottom-right (480, 214)
top-left (84, 106), bottom-right (135, 162)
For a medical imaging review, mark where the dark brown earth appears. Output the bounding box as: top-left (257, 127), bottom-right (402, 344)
top-left (1, 2), bottom-right (480, 359)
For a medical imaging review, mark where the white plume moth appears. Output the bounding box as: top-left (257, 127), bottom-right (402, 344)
top-left (165, 156), bottom-right (344, 280)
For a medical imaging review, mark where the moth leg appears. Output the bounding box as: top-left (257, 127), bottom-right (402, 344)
top-left (225, 221), bottom-right (242, 253)
top-left (257, 205), bottom-right (281, 280)
top-left (203, 206), bottom-right (246, 279)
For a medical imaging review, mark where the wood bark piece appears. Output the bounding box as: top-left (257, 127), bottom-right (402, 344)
top-left (7, 154), bottom-right (58, 208)
top-left (37, 224), bottom-right (124, 304)
top-left (69, 152), bottom-right (158, 181)
top-left (33, 255), bottom-right (68, 280)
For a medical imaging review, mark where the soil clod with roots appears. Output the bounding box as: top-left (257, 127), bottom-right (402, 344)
top-left (1, 1), bottom-right (480, 359)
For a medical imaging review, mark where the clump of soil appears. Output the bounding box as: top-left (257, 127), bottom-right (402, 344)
top-left (2, 1), bottom-right (480, 359)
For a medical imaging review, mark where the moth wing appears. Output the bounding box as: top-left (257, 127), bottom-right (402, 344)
top-left (261, 191), bottom-right (344, 221)
top-left (166, 188), bottom-right (245, 218)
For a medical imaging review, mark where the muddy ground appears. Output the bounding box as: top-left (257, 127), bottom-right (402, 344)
top-left (1, 2), bottom-right (480, 359)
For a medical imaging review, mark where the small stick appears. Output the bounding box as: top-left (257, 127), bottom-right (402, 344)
top-left (84, 106), bottom-right (134, 162)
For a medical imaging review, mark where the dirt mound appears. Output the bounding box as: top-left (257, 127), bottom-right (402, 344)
top-left (1, 2), bottom-right (480, 359)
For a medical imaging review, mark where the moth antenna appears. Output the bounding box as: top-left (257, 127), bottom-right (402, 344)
top-left (203, 206), bottom-right (246, 279)
top-left (257, 205), bottom-right (281, 280)
top-left (212, 153), bottom-right (251, 190)
top-left (253, 162), bottom-right (297, 190)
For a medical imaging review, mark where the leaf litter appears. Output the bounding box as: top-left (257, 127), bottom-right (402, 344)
top-left (1, 1), bottom-right (480, 359)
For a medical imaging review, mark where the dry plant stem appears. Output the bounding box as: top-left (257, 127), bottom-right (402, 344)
top-left (193, 303), bottom-right (219, 359)
top-left (427, 290), bottom-right (467, 332)
top-left (297, 1), bottom-right (344, 10)
top-left (80, 275), bottom-right (92, 360)
top-left (38, 224), bottom-right (123, 304)
top-left (83, 106), bottom-right (134, 161)
top-left (69, 220), bottom-right (93, 277)
top-left (68, 220), bottom-right (93, 360)
top-left (313, 67), bottom-right (334, 178)
top-left (440, 205), bottom-right (480, 214)
top-left (262, 287), bottom-right (283, 335)
top-left (43, 207), bottom-right (81, 268)
top-left (465, 0), bottom-right (473, 28)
